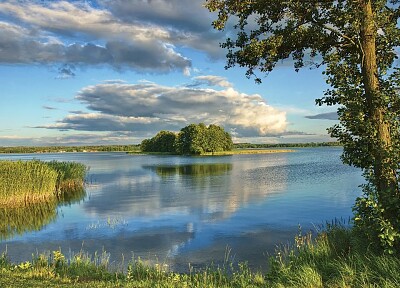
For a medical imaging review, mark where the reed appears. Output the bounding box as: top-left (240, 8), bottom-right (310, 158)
top-left (0, 160), bottom-right (86, 207)
top-left (0, 160), bottom-right (58, 207)
top-left (45, 161), bottom-right (86, 195)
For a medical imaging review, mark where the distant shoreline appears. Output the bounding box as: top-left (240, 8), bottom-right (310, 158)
top-left (0, 142), bottom-right (340, 154)
top-left (127, 148), bottom-right (295, 156)
top-left (200, 149), bottom-right (295, 155)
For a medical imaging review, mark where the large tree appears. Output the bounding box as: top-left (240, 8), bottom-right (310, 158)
top-left (140, 130), bottom-right (177, 153)
top-left (206, 0), bottom-right (400, 252)
top-left (175, 123), bottom-right (233, 155)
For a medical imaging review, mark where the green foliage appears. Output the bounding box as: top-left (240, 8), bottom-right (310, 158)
top-left (140, 131), bottom-right (177, 153)
top-left (141, 123), bottom-right (234, 155)
top-left (267, 225), bottom-right (400, 288)
top-left (175, 123), bottom-right (233, 155)
top-left (0, 145), bottom-right (140, 154)
top-left (206, 0), bottom-right (400, 254)
top-left (234, 142), bottom-right (341, 149)
top-left (175, 123), bottom-right (208, 155)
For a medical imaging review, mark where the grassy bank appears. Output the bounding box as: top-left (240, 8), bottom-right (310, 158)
top-left (1, 225), bottom-right (399, 287)
top-left (201, 149), bottom-right (294, 155)
top-left (0, 160), bottom-right (86, 207)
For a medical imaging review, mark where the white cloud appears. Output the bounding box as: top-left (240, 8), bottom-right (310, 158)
top-left (0, 1), bottom-right (192, 73)
top-left (37, 78), bottom-right (288, 138)
top-left (0, 132), bottom-right (138, 146)
top-left (0, 0), bottom-right (231, 73)
top-left (191, 75), bottom-right (233, 88)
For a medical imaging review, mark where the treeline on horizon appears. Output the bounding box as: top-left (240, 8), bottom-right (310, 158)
top-left (234, 142), bottom-right (341, 149)
top-left (0, 139), bottom-right (341, 154)
top-left (141, 123), bottom-right (233, 155)
top-left (0, 145), bottom-right (141, 154)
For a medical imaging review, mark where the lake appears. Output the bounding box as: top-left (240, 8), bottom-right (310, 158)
top-left (0, 147), bottom-right (363, 272)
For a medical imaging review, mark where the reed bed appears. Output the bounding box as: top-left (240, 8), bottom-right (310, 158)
top-left (46, 161), bottom-right (86, 194)
top-left (0, 161), bottom-right (58, 207)
top-left (0, 160), bottom-right (86, 207)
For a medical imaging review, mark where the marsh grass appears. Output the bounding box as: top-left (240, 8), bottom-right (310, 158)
top-left (46, 161), bottom-right (87, 194)
top-left (201, 149), bottom-right (294, 155)
top-left (1, 225), bottom-right (399, 287)
top-left (0, 160), bottom-right (58, 207)
top-left (0, 160), bottom-right (86, 207)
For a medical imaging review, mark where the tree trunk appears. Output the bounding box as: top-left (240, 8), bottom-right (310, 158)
top-left (359, 1), bottom-right (396, 193)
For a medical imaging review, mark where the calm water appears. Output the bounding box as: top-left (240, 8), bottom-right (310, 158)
top-left (0, 147), bottom-right (363, 271)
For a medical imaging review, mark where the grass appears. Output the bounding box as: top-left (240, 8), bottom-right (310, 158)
top-left (45, 160), bottom-right (87, 196)
top-left (266, 224), bottom-right (400, 287)
top-left (201, 149), bottom-right (294, 156)
top-left (1, 225), bottom-right (399, 287)
top-left (0, 160), bottom-right (87, 207)
top-left (0, 160), bottom-right (58, 207)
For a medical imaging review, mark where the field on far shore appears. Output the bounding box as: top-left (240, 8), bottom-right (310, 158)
top-left (201, 149), bottom-right (294, 155)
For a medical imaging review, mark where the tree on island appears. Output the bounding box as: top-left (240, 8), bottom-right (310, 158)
top-left (141, 123), bottom-right (233, 155)
top-left (140, 130), bottom-right (177, 153)
top-left (206, 1), bottom-right (400, 253)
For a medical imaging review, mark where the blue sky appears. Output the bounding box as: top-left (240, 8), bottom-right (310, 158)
top-left (0, 0), bottom-right (338, 146)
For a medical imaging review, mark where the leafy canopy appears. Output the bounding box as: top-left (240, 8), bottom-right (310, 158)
top-left (206, 0), bottom-right (400, 253)
top-left (141, 124), bottom-right (233, 155)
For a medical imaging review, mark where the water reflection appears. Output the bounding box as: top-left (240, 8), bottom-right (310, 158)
top-left (83, 160), bottom-right (287, 222)
top-left (0, 201), bottom-right (57, 240)
top-left (144, 163), bottom-right (232, 177)
top-left (0, 149), bottom-right (363, 272)
top-left (57, 187), bottom-right (86, 206)
top-left (1, 188), bottom-right (86, 241)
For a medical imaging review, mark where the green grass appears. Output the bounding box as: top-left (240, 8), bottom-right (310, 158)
top-left (45, 160), bottom-right (87, 195)
top-left (0, 160), bottom-right (58, 206)
top-left (1, 225), bottom-right (399, 287)
top-left (266, 225), bottom-right (400, 287)
top-left (0, 160), bottom-right (87, 207)
top-left (201, 149), bottom-right (294, 155)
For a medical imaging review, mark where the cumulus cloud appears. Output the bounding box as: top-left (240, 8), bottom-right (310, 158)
top-left (0, 0), bottom-right (227, 73)
top-left (100, 0), bottom-right (225, 58)
top-left (0, 132), bottom-right (138, 146)
top-left (0, 2), bottom-right (191, 73)
top-left (305, 112), bottom-right (338, 120)
top-left (36, 77), bottom-right (288, 138)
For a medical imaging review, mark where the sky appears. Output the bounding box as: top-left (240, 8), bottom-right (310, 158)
top-left (0, 0), bottom-right (338, 146)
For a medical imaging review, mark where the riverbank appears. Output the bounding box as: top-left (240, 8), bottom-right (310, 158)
top-left (1, 225), bottom-right (398, 287)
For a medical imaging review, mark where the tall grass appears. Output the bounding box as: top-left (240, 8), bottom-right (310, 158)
top-left (266, 224), bottom-right (400, 287)
top-left (0, 160), bottom-right (58, 207)
top-left (0, 225), bottom-right (399, 287)
top-left (0, 160), bottom-right (86, 207)
top-left (45, 161), bottom-right (86, 196)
